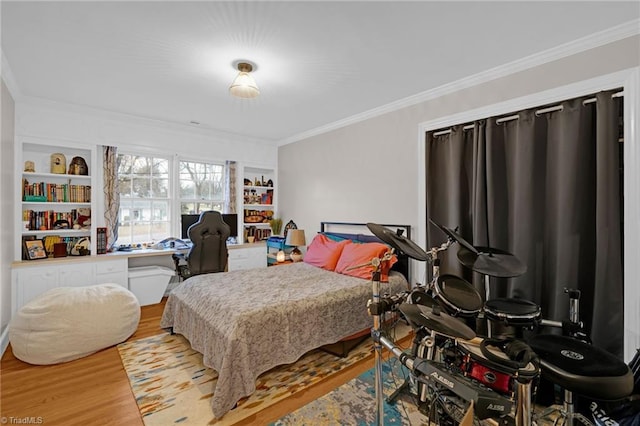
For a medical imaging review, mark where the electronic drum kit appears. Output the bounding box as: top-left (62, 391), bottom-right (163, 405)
top-left (364, 222), bottom-right (635, 426)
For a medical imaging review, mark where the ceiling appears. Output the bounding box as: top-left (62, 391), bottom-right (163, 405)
top-left (2, 1), bottom-right (638, 143)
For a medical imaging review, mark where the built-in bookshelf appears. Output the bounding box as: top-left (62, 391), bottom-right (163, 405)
top-left (16, 139), bottom-right (97, 260)
top-left (242, 166), bottom-right (276, 244)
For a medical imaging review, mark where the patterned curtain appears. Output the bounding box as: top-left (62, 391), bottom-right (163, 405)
top-left (103, 146), bottom-right (120, 250)
top-left (224, 160), bottom-right (237, 213)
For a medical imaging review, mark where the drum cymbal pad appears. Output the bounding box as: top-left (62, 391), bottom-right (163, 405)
top-left (458, 246), bottom-right (527, 278)
top-left (399, 303), bottom-right (476, 340)
top-left (367, 223), bottom-right (429, 261)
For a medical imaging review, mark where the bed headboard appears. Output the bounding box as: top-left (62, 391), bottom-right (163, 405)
top-left (319, 221), bottom-right (412, 284)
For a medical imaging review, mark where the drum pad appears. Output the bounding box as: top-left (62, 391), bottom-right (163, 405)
top-left (528, 334), bottom-right (633, 400)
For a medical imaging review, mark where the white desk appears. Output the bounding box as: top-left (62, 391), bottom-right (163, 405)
top-left (11, 242), bottom-right (267, 314)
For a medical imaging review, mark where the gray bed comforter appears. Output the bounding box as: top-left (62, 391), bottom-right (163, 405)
top-left (159, 261), bottom-right (408, 418)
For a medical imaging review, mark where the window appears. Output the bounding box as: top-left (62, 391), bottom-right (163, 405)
top-left (117, 154), bottom-right (171, 244)
top-left (179, 160), bottom-right (225, 215)
top-left (115, 154), bottom-right (227, 245)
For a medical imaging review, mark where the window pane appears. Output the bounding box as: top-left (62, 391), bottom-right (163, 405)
top-left (118, 177), bottom-right (132, 197)
top-left (180, 202), bottom-right (224, 215)
top-left (150, 222), bottom-right (170, 241)
top-left (152, 178), bottom-right (169, 198)
top-left (132, 177), bottom-right (151, 198)
top-left (154, 159), bottom-right (169, 177)
top-left (179, 160), bottom-right (224, 202)
top-left (132, 157), bottom-right (152, 175)
top-left (181, 202), bottom-right (196, 215)
top-left (180, 180), bottom-right (195, 198)
top-left (130, 222), bottom-right (151, 243)
top-left (152, 201), bottom-right (169, 221)
top-left (117, 153), bottom-right (172, 245)
top-left (129, 200), bottom-right (150, 221)
top-left (119, 200), bottom-right (132, 222)
top-left (117, 155), bottom-right (133, 175)
top-left (117, 222), bottom-right (131, 243)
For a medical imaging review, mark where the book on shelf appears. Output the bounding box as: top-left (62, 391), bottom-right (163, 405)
top-left (22, 208), bottom-right (90, 231)
top-left (22, 179), bottom-right (91, 203)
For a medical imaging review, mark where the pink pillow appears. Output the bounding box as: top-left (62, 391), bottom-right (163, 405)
top-left (304, 234), bottom-right (350, 271)
top-left (335, 242), bottom-right (397, 282)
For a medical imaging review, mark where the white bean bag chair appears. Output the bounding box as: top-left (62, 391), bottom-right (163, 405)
top-left (9, 284), bottom-right (140, 365)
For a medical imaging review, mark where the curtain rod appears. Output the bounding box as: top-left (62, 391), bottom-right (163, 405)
top-left (432, 90), bottom-right (624, 135)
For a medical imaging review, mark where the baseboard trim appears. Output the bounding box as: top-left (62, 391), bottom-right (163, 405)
top-left (1, 325), bottom-right (9, 357)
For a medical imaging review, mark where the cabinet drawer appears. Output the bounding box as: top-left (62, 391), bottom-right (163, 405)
top-left (59, 263), bottom-right (93, 287)
top-left (228, 250), bottom-right (248, 260)
top-left (96, 259), bottom-right (127, 274)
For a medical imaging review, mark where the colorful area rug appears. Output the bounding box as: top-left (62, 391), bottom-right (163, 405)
top-left (272, 359), bottom-right (428, 425)
top-left (118, 326), bottom-right (410, 425)
top-left (272, 362), bottom-right (567, 426)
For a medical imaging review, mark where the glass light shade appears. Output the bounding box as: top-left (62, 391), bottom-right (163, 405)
top-left (276, 249), bottom-right (286, 263)
top-left (229, 72), bottom-right (260, 99)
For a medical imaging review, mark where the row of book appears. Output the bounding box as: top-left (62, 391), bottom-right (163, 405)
top-left (22, 209), bottom-right (88, 231)
top-left (23, 180), bottom-right (91, 203)
top-left (245, 226), bottom-right (272, 242)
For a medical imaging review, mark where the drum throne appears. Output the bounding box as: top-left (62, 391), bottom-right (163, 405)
top-left (529, 334), bottom-right (634, 425)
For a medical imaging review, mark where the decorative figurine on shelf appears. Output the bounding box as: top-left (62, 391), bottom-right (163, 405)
top-left (283, 220), bottom-right (298, 238)
top-left (68, 156), bottom-right (88, 175)
top-left (73, 207), bottom-right (91, 230)
top-left (246, 226), bottom-right (256, 243)
top-left (24, 161), bottom-right (35, 172)
top-left (53, 220), bottom-right (70, 229)
top-left (50, 153), bottom-right (67, 174)
top-left (71, 237), bottom-right (90, 256)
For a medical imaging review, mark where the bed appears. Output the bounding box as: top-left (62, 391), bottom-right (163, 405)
top-left (160, 223), bottom-right (412, 418)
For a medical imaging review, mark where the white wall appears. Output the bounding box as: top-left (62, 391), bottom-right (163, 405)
top-left (1, 78), bottom-right (16, 349)
top-left (279, 34), bottom-right (639, 270)
top-left (278, 35), bottom-right (640, 359)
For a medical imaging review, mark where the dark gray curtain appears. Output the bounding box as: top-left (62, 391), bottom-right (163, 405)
top-left (425, 90), bottom-right (623, 357)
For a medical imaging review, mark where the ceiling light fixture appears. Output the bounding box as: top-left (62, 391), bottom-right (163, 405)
top-left (229, 61), bottom-right (260, 99)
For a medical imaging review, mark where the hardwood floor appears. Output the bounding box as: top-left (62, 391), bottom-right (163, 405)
top-left (1, 299), bottom-right (412, 426)
top-left (0, 301), bottom-right (166, 426)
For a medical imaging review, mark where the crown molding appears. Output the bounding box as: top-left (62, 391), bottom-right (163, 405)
top-left (279, 18), bottom-right (640, 146)
top-left (1, 49), bottom-right (22, 100)
top-left (19, 96), bottom-right (277, 146)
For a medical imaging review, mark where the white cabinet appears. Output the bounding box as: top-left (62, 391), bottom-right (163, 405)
top-left (58, 263), bottom-right (94, 287)
top-left (13, 266), bottom-right (59, 310)
top-left (95, 259), bottom-right (128, 287)
top-left (11, 258), bottom-right (128, 315)
top-left (228, 245), bottom-right (266, 271)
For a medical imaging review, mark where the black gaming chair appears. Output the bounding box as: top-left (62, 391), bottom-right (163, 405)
top-left (186, 211), bottom-right (230, 276)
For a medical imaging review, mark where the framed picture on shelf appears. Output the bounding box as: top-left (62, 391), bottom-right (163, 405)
top-left (24, 239), bottom-right (47, 260)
